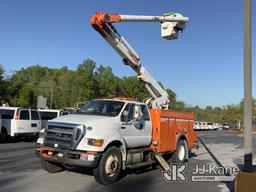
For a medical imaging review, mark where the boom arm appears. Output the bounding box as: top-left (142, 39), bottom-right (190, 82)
top-left (90, 12), bottom-right (188, 109)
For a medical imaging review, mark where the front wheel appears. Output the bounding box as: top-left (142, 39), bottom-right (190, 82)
top-left (171, 140), bottom-right (188, 163)
top-left (93, 146), bottom-right (122, 185)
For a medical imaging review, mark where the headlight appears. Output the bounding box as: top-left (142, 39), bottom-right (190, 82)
top-left (87, 138), bottom-right (104, 147)
top-left (39, 128), bottom-right (45, 138)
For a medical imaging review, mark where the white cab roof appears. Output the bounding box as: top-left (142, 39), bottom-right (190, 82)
top-left (0, 107), bottom-right (22, 110)
top-left (94, 99), bottom-right (145, 105)
top-left (38, 109), bottom-right (63, 113)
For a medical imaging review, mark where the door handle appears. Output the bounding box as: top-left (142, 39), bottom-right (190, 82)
top-left (31, 123), bottom-right (37, 127)
top-left (122, 122), bottom-right (132, 126)
top-left (121, 126), bottom-right (126, 129)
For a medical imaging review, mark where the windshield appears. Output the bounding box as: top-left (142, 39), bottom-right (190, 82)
top-left (40, 111), bottom-right (58, 120)
top-left (76, 100), bottom-right (125, 117)
top-left (0, 109), bottom-right (15, 119)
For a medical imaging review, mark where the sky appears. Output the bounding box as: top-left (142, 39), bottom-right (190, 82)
top-left (0, 0), bottom-right (255, 108)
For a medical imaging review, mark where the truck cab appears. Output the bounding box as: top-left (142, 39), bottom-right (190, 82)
top-left (38, 99), bottom-right (151, 152)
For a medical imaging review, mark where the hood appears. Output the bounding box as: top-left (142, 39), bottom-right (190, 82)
top-left (49, 114), bottom-right (116, 126)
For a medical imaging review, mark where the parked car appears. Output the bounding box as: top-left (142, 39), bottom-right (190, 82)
top-left (194, 121), bottom-right (200, 130)
top-left (213, 123), bottom-right (220, 130)
top-left (39, 109), bottom-right (70, 129)
top-left (197, 122), bottom-right (201, 130)
top-left (223, 123), bottom-right (230, 130)
top-left (206, 122), bottom-right (214, 130)
top-left (0, 107), bottom-right (41, 141)
top-left (199, 122), bottom-right (206, 130)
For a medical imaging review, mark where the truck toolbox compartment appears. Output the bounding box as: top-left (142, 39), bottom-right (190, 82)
top-left (149, 109), bottom-right (196, 153)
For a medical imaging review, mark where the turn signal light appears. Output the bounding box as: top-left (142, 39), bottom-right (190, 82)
top-left (88, 139), bottom-right (104, 147)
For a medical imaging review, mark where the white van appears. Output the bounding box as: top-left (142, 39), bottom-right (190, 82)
top-left (0, 107), bottom-right (41, 141)
top-left (206, 122), bottom-right (214, 130)
top-left (213, 123), bottom-right (219, 130)
top-left (39, 109), bottom-right (70, 129)
top-left (198, 122), bottom-right (204, 130)
top-left (194, 121), bottom-right (200, 130)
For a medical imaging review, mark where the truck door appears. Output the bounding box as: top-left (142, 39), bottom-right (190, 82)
top-left (120, 103), bottom-right (152, 148)
top-left (30, 110), bottom-right (41, 132)
top-left (15, 109), bottom-right (30, 134)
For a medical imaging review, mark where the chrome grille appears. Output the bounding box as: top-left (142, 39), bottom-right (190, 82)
top-left (44, 123), bottom-right (84, 149)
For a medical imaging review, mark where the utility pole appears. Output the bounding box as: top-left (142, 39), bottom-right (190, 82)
top-left (244, 0), bottom-right (252, 172)
top-left (50, 77), bottom-right (54, 109)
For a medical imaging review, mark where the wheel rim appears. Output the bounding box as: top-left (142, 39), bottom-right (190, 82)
top-left (105, 153), bottom-right (118, 177)
top-left (178, 145), bottom-right (185, 161)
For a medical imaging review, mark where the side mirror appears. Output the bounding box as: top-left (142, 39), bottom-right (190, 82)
top-left (121, 110), bottom-right (129, 122)
top-left (122, 110), bottom-right (129, 117)
top-left (134, 105), bottom-right (141, 120)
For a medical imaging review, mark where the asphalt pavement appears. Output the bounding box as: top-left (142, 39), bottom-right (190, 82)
top-left (1, 130), bottom-right (254, 192)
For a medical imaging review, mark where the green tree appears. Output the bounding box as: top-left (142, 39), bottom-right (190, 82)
top-left (94, 65), bottom-right (118, 98)
top-left (0, 65), bottom-right (6, 101)
top-left (53, 66), bottom-right (74, 108)
top-left (3, 58), bottom-right (180, 110)
top-left (166, 88), bottom-right (177, 108)
top-left (119, 76), bottom-right (148, 100)
top-left (7, 65), bottom-right (52, 107)
top-left (75, 59), bottom-right (97, 102)
top-left (220, 105), bottom-right (242, 124)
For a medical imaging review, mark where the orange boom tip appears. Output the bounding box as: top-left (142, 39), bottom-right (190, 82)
top-left (90, 12), bottom-right (121, 26)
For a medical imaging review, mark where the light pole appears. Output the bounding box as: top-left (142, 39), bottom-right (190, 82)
top-left (50, 79), bottom-right (53, 109)
top-left (48, 76), bottom-right (54, 109)
top-left (243, 0), bottom-right (252, 172)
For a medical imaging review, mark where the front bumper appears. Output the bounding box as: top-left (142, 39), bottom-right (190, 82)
top-left (36, 146), bottom-right (101, 168)
top-left (14, 132), bottom-right (39, 137)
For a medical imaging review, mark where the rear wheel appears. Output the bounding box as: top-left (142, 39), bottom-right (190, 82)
top-left (41, 159), bottom-right (65, 173)
top-left (0, 128), bottom-right (8, 142)
top-left (93, 146), bottom-right (122, 185)
top-left (171, 140), bottom-right (188, 163)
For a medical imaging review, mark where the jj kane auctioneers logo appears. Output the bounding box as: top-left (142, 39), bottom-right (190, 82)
top-left (162, 163), bottom-right (239, 182)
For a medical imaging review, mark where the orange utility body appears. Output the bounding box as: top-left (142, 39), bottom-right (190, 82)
top-left (149, 109), bottom-right (196, 153)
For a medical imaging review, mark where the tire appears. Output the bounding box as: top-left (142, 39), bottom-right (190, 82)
top-left (93, 146), bottom-right (122, 185)
top-left (0, 128), bottom-right (8, 142)
top-left (171, 140), bottom-right (188, 163)
top-left (41, 159), bottom-right (65, 173)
